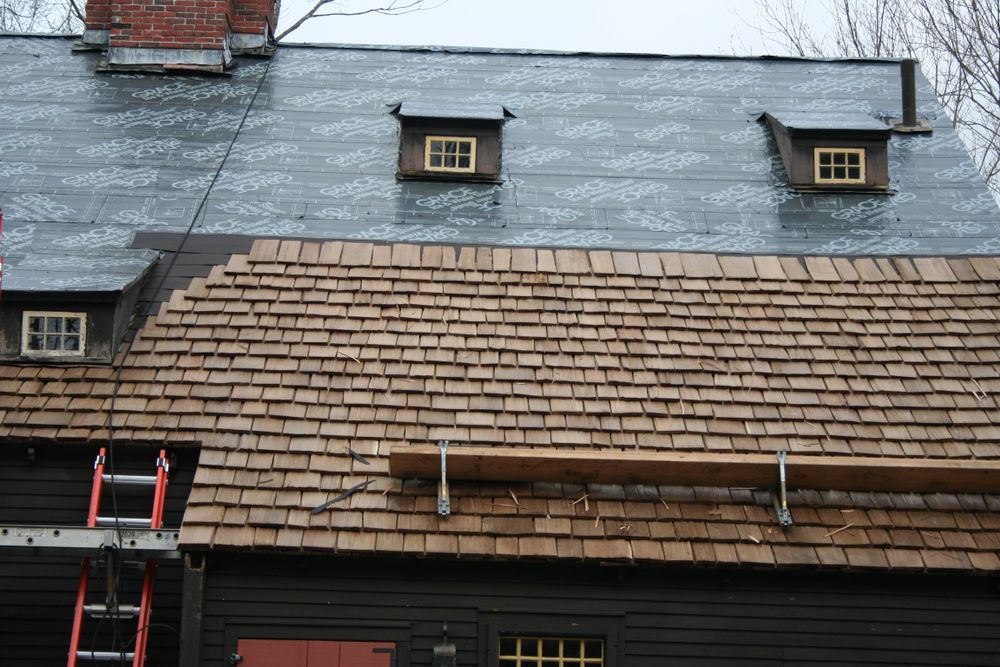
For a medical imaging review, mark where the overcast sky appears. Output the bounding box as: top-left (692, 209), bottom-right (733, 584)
top-left (277, 0), bottom-right (832, 56)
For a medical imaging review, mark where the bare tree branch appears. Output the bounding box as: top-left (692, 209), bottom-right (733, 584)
top-left (276, 0), bottom-right (446, 43)
top-left (0, 0), bottom-right (81, 32)
top-left (752, 0), bottom-right (1000, 195)
top-left (67, 0), bottom-right (83, 24)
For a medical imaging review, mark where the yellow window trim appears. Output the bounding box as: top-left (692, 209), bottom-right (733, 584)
top-left (22, 310), bottom-right (87, 357)
top-left (814, 147), bottom-right (866, 184)
top-left (424, 135), bottom-right (477, 173)
top-left (498, 636), bottom-right (605, 666)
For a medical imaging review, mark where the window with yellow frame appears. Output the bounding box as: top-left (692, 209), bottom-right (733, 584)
top-left (498, 636), bottom-right (604, 667)
top-left (424, 135), bottom-right (477, 173)
top-left (814, 147), bottom-right (866, 184)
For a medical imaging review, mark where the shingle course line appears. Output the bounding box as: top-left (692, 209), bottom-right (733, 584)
top-left (4, 241), bottom-right (999, 569)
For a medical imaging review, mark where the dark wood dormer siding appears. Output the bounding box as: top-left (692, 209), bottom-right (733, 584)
top-left (762, 112), bottom-right (892, 192)
top-left (397, 117), bottom-right (503, 182)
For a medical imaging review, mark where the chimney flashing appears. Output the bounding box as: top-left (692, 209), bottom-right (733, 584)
top-left (77, 29), bottom-right (109, 49)
top-left (230, 25), bottom-right (276, 56)
top-left (103, 45), bottom-right (233, 74)
top-left (78, 0), bottom-right (276, 72)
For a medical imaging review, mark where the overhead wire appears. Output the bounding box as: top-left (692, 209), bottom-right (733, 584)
top-left (91, 55), bottom-right (275, 659)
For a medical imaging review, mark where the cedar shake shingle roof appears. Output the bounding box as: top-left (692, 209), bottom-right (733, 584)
top-left (1, 239), bottom-right (999, 572)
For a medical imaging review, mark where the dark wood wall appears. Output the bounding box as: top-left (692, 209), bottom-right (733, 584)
top-left (0, 298), bottom-right (118, 363)
top-left (202, 553), bottom-right (1000, 667)
top-left (0, 443), bottom-right (196, 666)
top-left (397, 118), bottom-right (502, 182)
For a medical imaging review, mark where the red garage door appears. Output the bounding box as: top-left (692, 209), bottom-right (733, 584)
top-left (236, 639), bottom-right (396, 667)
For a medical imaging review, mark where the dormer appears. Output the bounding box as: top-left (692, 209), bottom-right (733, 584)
top-left (390, 101), bottom-right (515, 183)
top-left (760, 111), bottom-right (892, 193)
top-left (0, 249), bottom-right (156, 363)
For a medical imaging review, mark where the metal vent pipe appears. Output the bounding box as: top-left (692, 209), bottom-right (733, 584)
top-left (901, 59), bottom-right (918, 127)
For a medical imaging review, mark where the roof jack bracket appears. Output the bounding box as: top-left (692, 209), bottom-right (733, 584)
top-left (774, 450), bottom-right (793, 528)
top-left (437, 440), bottom-right (450, 517)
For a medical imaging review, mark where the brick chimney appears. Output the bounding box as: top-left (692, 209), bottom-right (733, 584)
top-left (80, 0), bottom-right (279, 72)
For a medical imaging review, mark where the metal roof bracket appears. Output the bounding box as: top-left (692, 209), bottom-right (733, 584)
top-left (437, 440), bottom-right (451, 517)
top-left (773, 451), bottom-right (794, 528)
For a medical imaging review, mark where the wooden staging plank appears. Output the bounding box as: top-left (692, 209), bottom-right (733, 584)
top-left (389, 446), bottom-right (1000, 494)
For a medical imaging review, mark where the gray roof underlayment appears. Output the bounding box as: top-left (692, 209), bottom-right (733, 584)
top-left (0, 248), bottom-right (157, 292)
top-left (761, 110), bottom-right (892, 134)
top-left (1, 36), bottom-right (999, 292)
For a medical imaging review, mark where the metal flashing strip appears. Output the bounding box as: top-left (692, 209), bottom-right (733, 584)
top-left (105, 45), bottom-right (231, 71)
top-left (77, 28), bottom-right (108, 47)
top-left (0, 525), bottom-right (181, 559)
top-left (230, 31), bottom-right (270, 52)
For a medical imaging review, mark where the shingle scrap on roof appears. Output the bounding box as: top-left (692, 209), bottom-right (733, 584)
top-left (1, 239), bottom-right (998, 571)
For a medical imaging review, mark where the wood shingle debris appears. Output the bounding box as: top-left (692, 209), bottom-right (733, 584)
top-left (1, 239), bottom-right (999, 571)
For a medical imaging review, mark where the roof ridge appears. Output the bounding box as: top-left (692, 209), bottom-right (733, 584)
top-left (277, 40), bottom-right (908, 64)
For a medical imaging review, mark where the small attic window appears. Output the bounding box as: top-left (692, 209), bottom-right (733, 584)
top-left (425, 135), bottom-right (477, 173)
top-left (759, 111), bottom-right (890, 192)
top-left (391, 101), bottom-right (514, 182)
top-left (22, 311), bottom-right (86, 357)
top-left (814, 147), bottom-right (865, 184)
top-left (499, 636), bottom-right (604, 666)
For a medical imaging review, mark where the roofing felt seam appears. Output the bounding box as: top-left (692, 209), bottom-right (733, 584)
top-left (1, 36), bottom-right (999, 295)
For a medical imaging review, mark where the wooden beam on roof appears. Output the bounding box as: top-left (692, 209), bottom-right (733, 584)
top-left (389, 446), bottom-right (1000, 495)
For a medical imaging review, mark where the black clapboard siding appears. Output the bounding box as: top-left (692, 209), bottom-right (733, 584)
top-left (0, 444), bottom-right (196, 666)
top-left (201, 554), bottom-right (1000, 667)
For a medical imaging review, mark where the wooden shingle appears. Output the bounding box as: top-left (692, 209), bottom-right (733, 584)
top-left (1, 241), bottom-right (996, 572)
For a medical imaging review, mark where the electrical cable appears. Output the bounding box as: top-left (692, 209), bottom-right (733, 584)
top-left (94, 56), bottom-right (275, 661)
top-left (126, 621), bottom-right (183, 647)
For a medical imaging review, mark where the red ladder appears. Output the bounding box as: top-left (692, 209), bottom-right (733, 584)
top-left (67, 447), bottom-right (170, 667)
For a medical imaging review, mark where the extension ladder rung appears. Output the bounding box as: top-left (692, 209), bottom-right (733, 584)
top-left (96, 516), bottom-right (151, 528)
top-left (101, 474), bottom-right (157, 486)
top-left (68, 448), bottom-right (170, 667)
top-left (75, 651), bottom-right (135, 662)
top-left (83, 603), bottom-right (139, 618)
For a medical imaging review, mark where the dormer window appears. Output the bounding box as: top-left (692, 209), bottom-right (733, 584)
top-left (0, 247), bottom-right (157, 363)
top-left (759, 111), bottom-right (890, 192)
top-left (22, 311), bottom-right (86, 357)
top-left (390, 101), bottom-right (514, 182)
top-left (814, 148), bottom-right (865, 184)
top-left (425, 136), bottom-right (477, 173)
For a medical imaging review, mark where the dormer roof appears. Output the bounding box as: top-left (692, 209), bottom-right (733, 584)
top-left (391, 101), bottom-right (515, 121)
top-left (1, 249), bottom-right (157, 294)
top-left (760, 111), bottom-right (892, 136)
